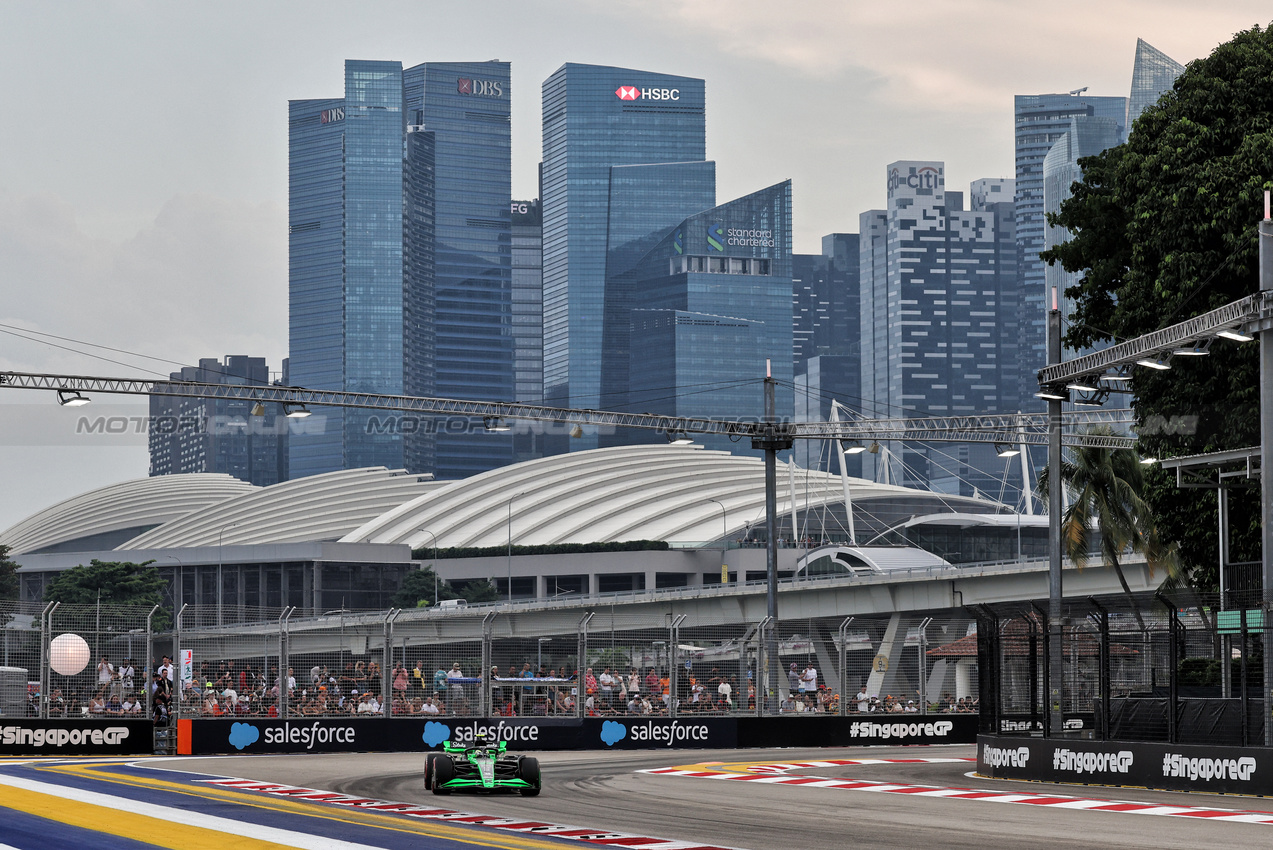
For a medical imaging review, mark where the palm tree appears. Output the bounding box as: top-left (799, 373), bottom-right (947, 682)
top-left (1038, 435), bottom-right (1181, 616)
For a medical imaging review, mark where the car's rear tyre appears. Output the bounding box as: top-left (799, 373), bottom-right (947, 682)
top-left (432, 755), bottom-right (454, 795)
top-left (518, 756), bottom-right (541, 796)
top-left (424, 753), bottom-right (437, 789)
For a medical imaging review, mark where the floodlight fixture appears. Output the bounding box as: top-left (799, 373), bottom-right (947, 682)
top-left (56, 389), bottom-right (90, 407)
top-left (283, 402), bottom-right (312, 418)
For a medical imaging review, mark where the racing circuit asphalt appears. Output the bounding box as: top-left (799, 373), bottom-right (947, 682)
top-left (181, 745), bottom-right (1273, 850)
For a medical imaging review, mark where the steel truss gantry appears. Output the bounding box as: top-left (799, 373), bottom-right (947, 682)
top-left (0, 369), bottom-right (1135, 447)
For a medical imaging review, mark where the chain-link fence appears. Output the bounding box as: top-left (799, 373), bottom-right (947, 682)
top-left (166, 604), bottom-right (980, 720)
top-left (977, 591), bottom-right (1271, 746)
top-left (1, 600), bottom-right (162, 721)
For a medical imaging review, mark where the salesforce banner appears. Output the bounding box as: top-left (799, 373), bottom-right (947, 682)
top-left (188, 717), bottom-right (732, 754)
top-left (188, 715), bottom-right (976, 755)
top-left (978, 735), bottom-right (1273, 796)
top-left (0, 719), bottom-right (151, 755)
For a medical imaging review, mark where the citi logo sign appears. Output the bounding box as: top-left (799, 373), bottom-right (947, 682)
top-left (615, 86), bottom-right (680, 101)
top-left (319, 107), bottom-right (344, 124)
top-left (457, 77), bottom-right (504, 98)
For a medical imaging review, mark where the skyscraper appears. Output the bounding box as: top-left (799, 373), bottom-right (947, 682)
top-left (858, 163), bottom-right (1019, 497)
top-left (404, 61), bottom-right (513, 479)
top-left (1128, 38), bottom-right (1184, 126)
top-left (1014, 91), bottom-right (1127, 405)
top-left (149, 356), bottom-right (288, 487)
top-left (625, 181), bottom-right (794, 455)
top-left (793, 233), bottom-right (861, 471)
top-left (288, 59), bottom-right (512, 480)
top-left (511, 198), bottom-right (545, 462)
top-left (541, 64), bottom-right (711, 446)
top-left (289, 60), bottom-right (412, 479)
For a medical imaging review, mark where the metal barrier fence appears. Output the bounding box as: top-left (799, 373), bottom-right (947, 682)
top-left (165, 605), bottom-right (982, 721)
top-left (0, 600), bottom-right (161, 721)
top-left (975, 591), bottom-right (1271, 746)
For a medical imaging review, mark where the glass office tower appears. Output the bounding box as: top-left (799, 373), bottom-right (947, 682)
top-left (541, 64), bottom-right (709, 448)
top-left (624, 181), bottom-right (794, 456)
top-left (405, 62), bottom-right (513, 479)
top-left (1013, 91), bottom-right (1126, 407)
top-left (288, 59), bottom-right (512, 481)
top-left (289, 60), bottom-right (409, 479)
top-left (1128, 38), bottom-right (1184, 126)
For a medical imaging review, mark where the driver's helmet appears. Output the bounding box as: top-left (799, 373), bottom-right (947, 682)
top-left (473, 730), bottom-right (491, 747)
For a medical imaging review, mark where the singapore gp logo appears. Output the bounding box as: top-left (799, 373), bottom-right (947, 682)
top-left (983, 745), bottom-right (1030, 768)
top-left (1053, 748), bottom-right (1133, 775)
top-left (849, 720), bottom-right (952, 739)
top-left (1162, 753), bottom-right (1257, 782)
top-left (0, 726), bottom-right (130, 748)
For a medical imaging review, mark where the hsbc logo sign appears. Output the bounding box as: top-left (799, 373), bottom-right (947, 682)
top-left (615, 85), bottom-right (680, 101)
top-left (457, 77), bottom-right (504, 98)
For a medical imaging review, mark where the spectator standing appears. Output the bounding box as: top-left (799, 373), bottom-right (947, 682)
top-left (598, 667), bottom-right (614, 706)
top-left (626, 668), bottom-right (641, 698)
top-left (119, 659), bottom-right (135, 691)
top-left (800, 664), bottom-right (817, 696)
top-left (856, 688), bottom-right (869, 713)
top-left (97, 657), bottom-right (115, 687)
top-left (786, 663), bottom-right (800, 694)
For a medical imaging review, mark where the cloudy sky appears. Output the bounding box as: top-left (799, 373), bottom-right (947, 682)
top-left (0, 0), bottom-right (1267, 532)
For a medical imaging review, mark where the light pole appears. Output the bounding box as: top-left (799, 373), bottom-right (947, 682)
top-left (218, 522), bottom-right (239, 626)
top-left (416, 529), bottom-right (438, 603)
top-left (707, 498), bottom-right (728, 584)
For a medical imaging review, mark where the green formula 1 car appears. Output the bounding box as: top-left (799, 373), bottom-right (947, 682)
top-left (426, 733), bottom-right (541, 796)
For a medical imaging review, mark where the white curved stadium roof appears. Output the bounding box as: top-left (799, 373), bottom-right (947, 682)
top-left (122, 467), bottom-right (442, 548)
top-left (0, 473), bottom-right (254, 555)
top-left (0, 446), bottom-right (1013, 557)
top-left (342, 444), bottom-right (1001, 549)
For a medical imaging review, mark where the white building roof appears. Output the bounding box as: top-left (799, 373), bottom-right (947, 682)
top-left (1, 446), bottom-right (1012, 557)
top-left (121, 467), bottom-right (441, 548)
top-left (341, 444), bottom-right (1001, 549)
top-left (0, 473), bottom-right (254, 555)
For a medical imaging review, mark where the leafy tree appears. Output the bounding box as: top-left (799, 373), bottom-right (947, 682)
top-left (389, 567), bottom-right (501, 609)
top-left (1042, 24), bottom-right (1273, 588)
top-left (43, 559), bottom-right (167, 608)
top-left (1038, 439), bottom-right (1181, 622)
top-left (453, 579), bottom-right (500, 604)
top-left (0, 545), bottom-right (18, 601)
top-left (390, 565), bottom-right (459, 609)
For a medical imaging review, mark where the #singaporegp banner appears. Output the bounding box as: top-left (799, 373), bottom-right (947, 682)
top-left (181, 715), bottom-right (980, 755)
top-left (0, 719), bottom-right (152, 755)
top-left (978, 735), bottom-right (1273, 796)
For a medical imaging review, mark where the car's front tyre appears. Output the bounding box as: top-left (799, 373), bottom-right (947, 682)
top-left (518, 756), bottom-right (541, 796)
top-left (432, 755), bottom-right (454, 795)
